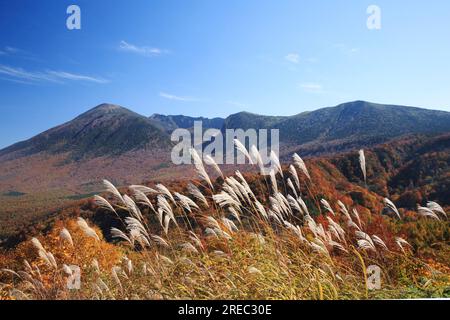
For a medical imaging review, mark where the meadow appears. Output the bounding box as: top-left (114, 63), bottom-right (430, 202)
top-left (0, 144), bottom-right (448, 300)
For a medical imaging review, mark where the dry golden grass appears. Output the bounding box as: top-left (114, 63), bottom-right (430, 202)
top-left (1, 149), bottom-right (449, 300)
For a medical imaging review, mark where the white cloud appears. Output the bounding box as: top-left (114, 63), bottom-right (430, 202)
top-left (0, 64), bottom-right (109, 84)
top-left (0, 46), bottom-right (38, 61)
top-left (159, 92), bottom-right (197, 102)
top-left (4, 46), bottom-right (20, 54)
top-left (46, 71), bottom-right (109, 84)
top-left (285, 53), bottom-right (300, 64)
top-left (119, 40), bottom-right (168, 57)
top-left (299, 83), bottom-right (324, 93)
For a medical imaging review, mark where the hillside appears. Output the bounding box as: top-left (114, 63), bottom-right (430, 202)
top-left (0, 104), bottom-right (172, 161)
top-left (1, 133), bottom-right (448, 300)
top-left (149, 114), bottom-right (224, 132)
top-left (224, 101), bottom-right (450, 155)
top-left (0, 101), bottom-right (449, 241)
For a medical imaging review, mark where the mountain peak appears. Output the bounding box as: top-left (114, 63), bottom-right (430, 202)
top-left (0, 103), bottom-right (171, 160)
top-left (91, 103), bottom-right (123, 112)
top-left (79, 103), bottom-right (133, 118)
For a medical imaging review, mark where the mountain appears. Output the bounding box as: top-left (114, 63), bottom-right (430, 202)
top-left (223, 101), bottom-right (450, 155)
top-left (2, 132), bottom-right (448, 247)
top-left (0, 100), bottom-right (449, 240)
top-left (0, 104), bottom-right (172, 161)
top-left (330, 132), bottom-right (450, 206)
top-left (149, 114), bottom-right (224, 132)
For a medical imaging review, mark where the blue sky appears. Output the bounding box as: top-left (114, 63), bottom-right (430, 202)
top-left (1, 0), bottom-right (450, 148)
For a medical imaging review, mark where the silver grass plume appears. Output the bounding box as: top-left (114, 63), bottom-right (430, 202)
top-left (250, 145), bottom-right (265, 175)
top-left (352, 208), bottom-right (362, 228)
top-left (188, 231), bottom-right (205, 251)
top-left (270, 150), bottom-right (283, 177)
top-left (92, 259), bottom-right (100, 273)
top-left (326, 216), bottom-right (345, 240)
top-left (359, 149), bottom-right (367, 184)
top-left (297, 196), bottom-right (309, 215)
top-left (356, 231), bottom-right (377, 252)
top-left (31, 237), bottom-right (45, 253)
top-left (111, 227), bottom-right (132, 245)
top-left (287, 195), bottom-right (301, 214)
top-left (123, 194), bottom-right (144, 222)
top-left (287, 178), bottom-right (298, 198)
top-left (372, 235), bottom-right (388, 251)
top-left (190, 148), bottom-right (214, 190)
top-left (427, 201), bottom-right (447, 218)
top-left (235, 171), bottom-right (255, 199)
top-left (77, 217), bottom-right (100, 241)
top-left (254, 200), bottom-right (268, 220)
top-left (156, 184), bottom-right (176, 204)
top-left (157, 195), bottom-right (176, 223)
top-left (321, 199), bottom-right (335, 216)
top-left (129, 185), bottom-right (158, 195)
top-left (102, 179), bottom-right (125, 205)
top-left (213, 191), bottom-right (242, 209)
top-left (384, 198), bottom-right (401, 219)
top-left (204, 154), bottom-right (224, 178)
top-left (111, 266), bottom-right (123, 291)
top-left (247, 266), bottom-right (262, 275)
top-left (417, 206), bottom-right (441, 220)
top-left (395, 237), bottom-right (411, 254)
top-left (289, 165), bottom-right (301, 190)
top-left (269, 169), bottom-right (278, 194)
top-left (222, 217), bottom-right (239, 232)
top-left (337, 200), bottom-right (351, 221)
top-left (187, 183), bottom-right (209, 208)
top-left (234, 139), bottom-right (254, 164)
top-left (132, 189), bottom-right (155, 212)
top-left (93, 195), bottom-right (116, 213)
top-left (60, 228), bottom-right (74, 247)
top-left (180, 242), bottom-right (199, 254)
top-left (175, 192), bottom-right (200, 212)
top-left (293, 153), bottom-right (311, 180)
top-left (151, 235), bottom-right (170, 248)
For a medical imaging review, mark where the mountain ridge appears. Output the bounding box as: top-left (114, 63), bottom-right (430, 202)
top-left (223, 101), bottom-right (450, 151)
top-left (0, 103), bottom-right (172, 161)
top-left (0, 100), bottom-right (449, 240)
top-left (1, 100), bottom-right (450, 161)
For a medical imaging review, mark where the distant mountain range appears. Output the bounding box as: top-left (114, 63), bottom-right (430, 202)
top-left (2, 101), bottom-right (449, 162)
top-left (149, 113), bottom-right (224, 132)
top-left (0, 104), bottom-right (171, 161)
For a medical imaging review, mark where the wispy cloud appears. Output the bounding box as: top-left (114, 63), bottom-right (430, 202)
top-left (46, 71), bottom-right (109, 84)
top-left (0, 46), bottom-right (21, 55)
top-left (0, 46), bottom-right (40, 61)
top-left (159, 92), bottom-right (197, 102)
top-left (299, 83), bottom-right (324, 93)
top-left (119, 40), bottom-right (168, 57)
top-left (285, 53), bottom-right (300, 64)
top-left (0, 64), bottom-right (109, 85)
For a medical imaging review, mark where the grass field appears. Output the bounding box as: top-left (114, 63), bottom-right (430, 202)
top-left (0, 147), bottom-right (448, 300)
